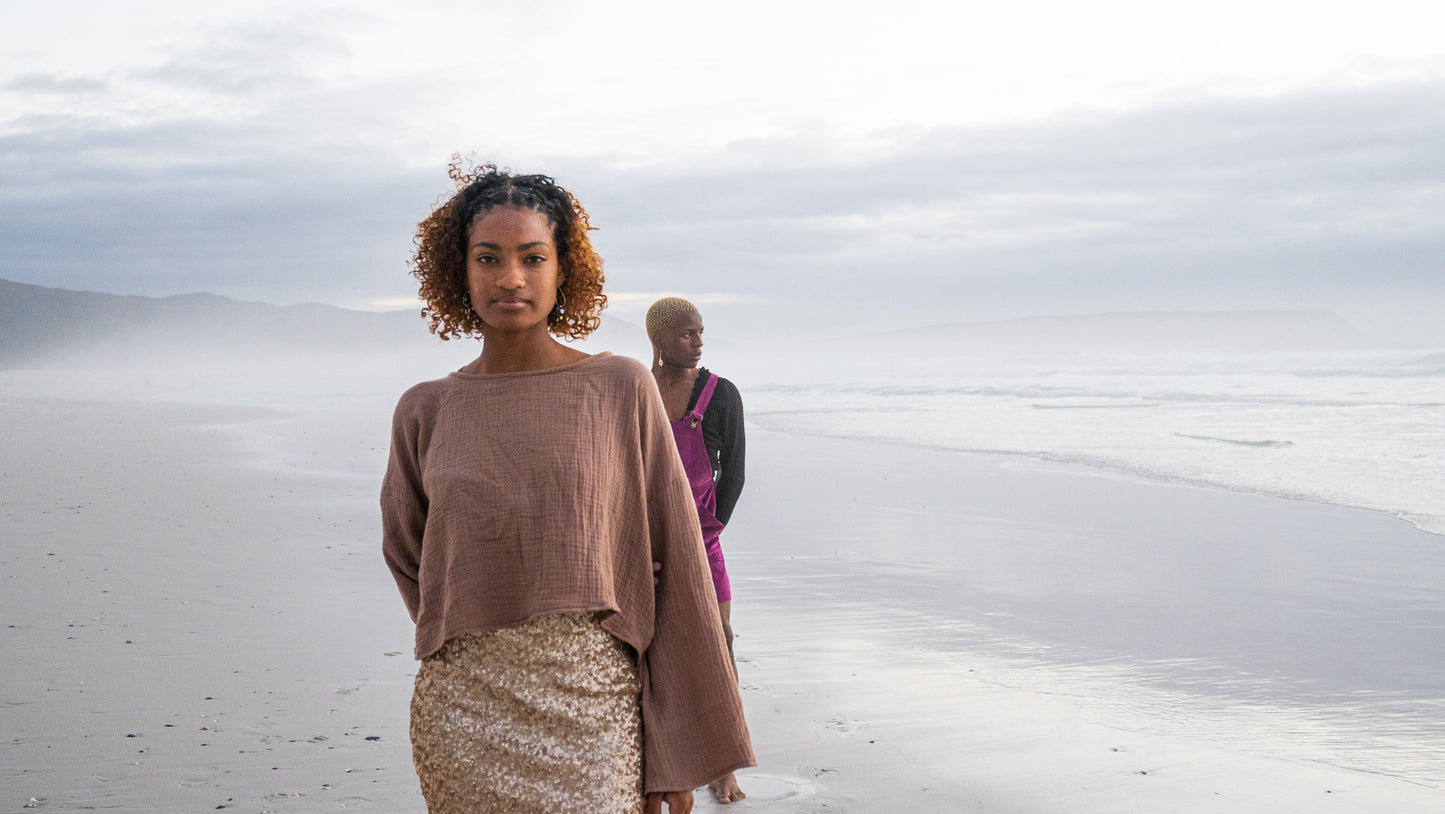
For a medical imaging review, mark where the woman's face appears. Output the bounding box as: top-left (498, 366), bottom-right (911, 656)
top-left (655, 310), bottom-right (704, 368)
top-left (465, 205), bottom-right (562, 336)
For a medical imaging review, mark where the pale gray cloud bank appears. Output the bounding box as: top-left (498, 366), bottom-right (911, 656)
top-left (2, 9), bottom-right (1442, 343)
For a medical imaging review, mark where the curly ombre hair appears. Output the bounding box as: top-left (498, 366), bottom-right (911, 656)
top-left (410, 157), bottom-right (606, 340)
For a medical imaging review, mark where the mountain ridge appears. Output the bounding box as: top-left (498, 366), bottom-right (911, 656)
top-left (0, 278), bottom-right (649, 368)
top-left (3, 278), bottom-right (1396, 370)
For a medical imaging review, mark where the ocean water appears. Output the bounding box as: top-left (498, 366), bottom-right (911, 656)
top-left (741, 348), bottom-right (1445, 792)
top-left (748, 348), bottom-right (1445, 536)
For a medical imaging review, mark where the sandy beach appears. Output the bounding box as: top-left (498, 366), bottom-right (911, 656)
top-left (4, 371), bottom-right (1444, 813)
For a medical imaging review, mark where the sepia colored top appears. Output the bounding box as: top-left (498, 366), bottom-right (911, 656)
top-left (381, 352), bottom-right (755, 793)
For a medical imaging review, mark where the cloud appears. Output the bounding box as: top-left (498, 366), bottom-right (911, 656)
top-left (0, 11), bottom-right (450, 304)
top-left (564, 83), bottom-right (1445, 318)
top-left (135, 17), bottom-right (350, 97)
top-left (2, 69), bottom-right (1443, 343)
top-left (1, 73), bottom-right (109, 94)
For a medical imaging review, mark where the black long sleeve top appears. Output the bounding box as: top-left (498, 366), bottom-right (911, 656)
top-left (685, 368), bottom-right (746, 526)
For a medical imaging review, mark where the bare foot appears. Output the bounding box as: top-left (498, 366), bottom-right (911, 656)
top-left (709, 772), bottom-right (745, 804)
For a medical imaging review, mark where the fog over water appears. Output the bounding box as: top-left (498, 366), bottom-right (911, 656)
top-left (7, 278), bottom-right (1438, 539)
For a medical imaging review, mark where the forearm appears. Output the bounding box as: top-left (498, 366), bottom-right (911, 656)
top-left (714, 466), bottom-right (744, 526)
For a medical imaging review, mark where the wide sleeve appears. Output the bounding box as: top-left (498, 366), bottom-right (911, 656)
top-left (633, 374), bottom-right (756, 793)
top-left (380, 396), bottom-right (428, 622)
top-left (710, 378), bottom-right (746, 526)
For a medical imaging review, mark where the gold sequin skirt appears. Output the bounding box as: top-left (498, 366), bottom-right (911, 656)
top-left (409, 612), bottom-right (645, 814)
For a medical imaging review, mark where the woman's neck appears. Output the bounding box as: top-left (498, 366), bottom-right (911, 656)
top-left (469, 332), bottom-right (586, 374)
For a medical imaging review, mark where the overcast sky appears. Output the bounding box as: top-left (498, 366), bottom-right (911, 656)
top-left (3, 0), bottom-right (1443, 343)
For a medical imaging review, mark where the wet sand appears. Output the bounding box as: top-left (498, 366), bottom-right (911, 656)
top-left (3, 372), bottom-right (1442, 812)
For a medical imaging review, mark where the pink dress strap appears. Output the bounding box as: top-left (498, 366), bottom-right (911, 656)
top-left (684, 372), bottom-right (720, 427)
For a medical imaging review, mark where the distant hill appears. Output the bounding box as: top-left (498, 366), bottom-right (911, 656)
top-left (3, 279), bottom-right (1394, 371)
top-left (0, 279), bottom-right (650, 369)
top-left (852, 310), bottom-right (1390, 359)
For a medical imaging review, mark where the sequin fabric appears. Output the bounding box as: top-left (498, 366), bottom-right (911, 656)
top-left (409, 612), bottom-right (645, 814)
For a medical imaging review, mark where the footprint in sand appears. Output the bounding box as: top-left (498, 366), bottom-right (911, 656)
top-left (824, 718), bottom-right (859, 734)
top-left (178, 774), bottom-right (215, 789)
top-left (713, 772), bottom-right (823, 805)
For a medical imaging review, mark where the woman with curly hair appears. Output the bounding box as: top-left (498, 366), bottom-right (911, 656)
top-left (381, 161), bottom-right (753, 814)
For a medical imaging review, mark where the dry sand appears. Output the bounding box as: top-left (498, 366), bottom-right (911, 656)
top-left (3, 371), bottom-right (1442, 812)
top-left (2, 391), bottom-right (418, 812)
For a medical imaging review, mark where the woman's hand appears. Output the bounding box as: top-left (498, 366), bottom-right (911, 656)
top-left (645, 790), bottom-right (693, 813)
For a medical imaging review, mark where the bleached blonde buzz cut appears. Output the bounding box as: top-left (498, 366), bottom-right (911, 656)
top-left (645, 297), bottom-right (699, 338)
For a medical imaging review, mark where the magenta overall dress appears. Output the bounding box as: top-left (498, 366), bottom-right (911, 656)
top-left (670, 372), bottom-right (731, 602)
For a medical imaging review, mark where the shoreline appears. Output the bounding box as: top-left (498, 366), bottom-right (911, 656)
top-left (747, 420), bottom-right (1445, 540)
top-left (7, 362), bottom-right (1440, 539)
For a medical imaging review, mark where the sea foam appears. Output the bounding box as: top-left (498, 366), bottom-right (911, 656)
top-left (748, 348), bottom-right (1445, 536)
